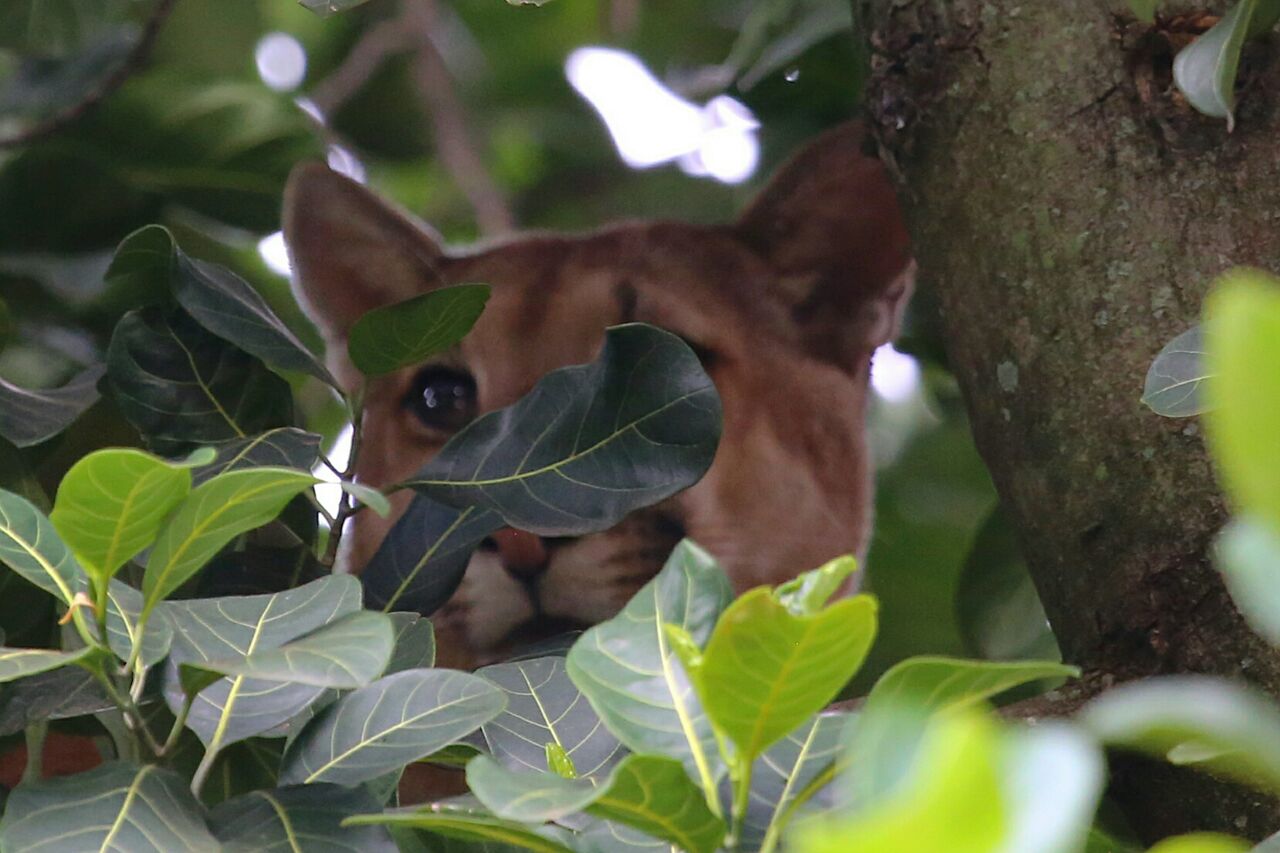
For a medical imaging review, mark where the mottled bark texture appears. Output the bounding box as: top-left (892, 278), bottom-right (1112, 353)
top-left (857, 0), bottom-right (1280, 840)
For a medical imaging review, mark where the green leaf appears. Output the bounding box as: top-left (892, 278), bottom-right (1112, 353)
top-left (50, 447), bottom-right (191, 585)
top-left (192, 428), bottom-right (322, 486)
top-left (280, 669), bottom-right (506, 786)
top-left (97, 579), bottom-right (174, 666)
top-left (699, 585), bottom-right (877, 761)
top-left (1143, 326), bottom-right (1210, 417)
top-left (386, 611), bottom-right (436, 673)
top-left (107, 226), bottom-right (336, 388)
top-left (184, 610), bottom-right (394, 690)
top-left (339, 479), bottom-right (392, 517)
top-left (1083, 675), bottom-right (1280, 793)
top-left (0, 487), bottom-right (86, 605)
top-left (775, 555), bottom-right (858, 616)
top-left (793, 711), bottom-right (1005, 853)
top-left (106, 306), bottom-right (294, 455)
top-left (1205, 269), bottom-right (1280, 527)
top-left (1150, 836), bottom-right (1251, 853)
top-left (847, 657), bottom-right (1078, 805)
top-left (0, 763), bottom-right (219, 852)
top-left (1129, 0), bottom-right (1158, 23)
top-left (566, 540), bottom-right (733, 798)
top-left (1172, 0), bottom-right (1258, 128)
top-left (361, 496), bottom-right (501, 614)
top-left (998, 724), bottom-right (1105, 853)
top-left (468, 753), bottom-right (726, 853)
top-left (1216, 517), bottom-right (1280, 644)
top-left (346, 804), bottom-right (577, 852)
top-left (348, 284), bottom-right (491, 376)
top-left (161, 576), bottom-right (362, 749)
top-left (407, 324), bottom-right (721, 536)
top-left (738, 712), bottom-right (852, 851)
top-left (300, 0), bottom-right (377, 16)
top-left (0, 666), bottom-right (112, 736)
top-left (209, 784), bottom-right (397, 852)
top-left (143, 467), bottom-right (318, 607)
top-left (478, 656), bottom-right (624, 777)
top-left (0, 644), bottom-right (94, 683)
top-left (0, 364), bottom-right (104, 448)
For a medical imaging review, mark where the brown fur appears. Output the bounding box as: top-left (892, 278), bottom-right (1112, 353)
top-left (284, 122), bottom-right (913, 670)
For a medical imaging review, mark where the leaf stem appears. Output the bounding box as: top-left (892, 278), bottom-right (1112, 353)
top-left (160, 694), bottom-right (195, 756)
top-left (21, 721), bottom-right (47, 784)
top-left (321, 383), bottom-right (366, 571)
top-left (729, 755), bottom-right (753, 851)
top-left (190, 743), bottom-right (219, 797)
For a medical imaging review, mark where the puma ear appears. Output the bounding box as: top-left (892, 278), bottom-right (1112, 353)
top-left (735, 122), bottom-right (914, 371)
top-left (283, 163), bottom-right (448, 342)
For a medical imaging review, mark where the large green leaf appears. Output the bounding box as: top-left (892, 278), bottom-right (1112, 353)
top-left (191, 428), bottom-right (323, 486)
top-left (469, 753), bottom-right (726, 853)
top-left (0, 487), bottom-right (85, 605)
top-left (104, 226), bottom-right (337, 388)
top-left (348, 284), bottom-right (492, 376)
top-left (1172, 0), bottom-right (1264, 128)
top-left (209, 784), bottom-right (396, 852)
top-left (106, 306), bottom-right (294, 455)
top-left (0, 644), bottom-right (94, 683)
top-left (361, 495), bottom-right (501, 615)
top-left (280, 668), bottom-right (506, 786)
top-left (184, 610), bottom-right (394, 690)
top-left (385, 611), bottom-right (436, 673)
top-left (0, 665), bottom-right (112, 736)
top-left (1082, 675), bottom-right (1280, 793)
top-left (162, 576), bottom-right (362, 750)
top-left (346, 805), bottom-right (576, 853)
top-left (478, 656), bottom-right (624, 777)
top-left (0, 364), bottom-right (104, 448)
top-left (1217, 517), bottom-right (1280, 644)
top-left (0, 763), bottom-right (219, 852)
top-left (697, 578), bottom-right (877, 761)
top-left (792, 711), bottom-right (1005, 853)
top-left (50, 447), bottom-right (191, 585)
top-left (96, 578), bottom-right (174, 666)
top-left (143, 467), bottom-right (318, 607)
top-left (1204, 269), bottom-right (1280, 528)
top-left (406, 324), bottom-right (721, 537)
top-left (566, 540), bottom-right (732, 799)
top-left (997, 724), bottom-right (1105, 853)
top-left (1143, 326), bottom-right (1210, 417)
top-left (846, 657), bottom-right (1078, 805)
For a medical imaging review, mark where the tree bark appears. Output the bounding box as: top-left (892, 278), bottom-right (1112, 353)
top-left (857, 0), bottom-right (1280, 840)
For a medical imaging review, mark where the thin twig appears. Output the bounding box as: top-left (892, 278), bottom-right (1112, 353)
top-left (0, 0), bottom-right (180, 149)
top-left (309, 17), bottom-right (412, 115)
top-left (403, 0), bottom-right (514, 236)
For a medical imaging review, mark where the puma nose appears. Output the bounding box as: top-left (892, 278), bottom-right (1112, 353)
top-left (489, 528), bottom-right (550, 579)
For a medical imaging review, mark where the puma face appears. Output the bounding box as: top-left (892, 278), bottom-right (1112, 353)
top-left (284, 122), bottom-right (913, 668)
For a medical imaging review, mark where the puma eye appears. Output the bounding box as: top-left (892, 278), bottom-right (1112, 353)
top-left (405, 367), bottom-right (477, 432)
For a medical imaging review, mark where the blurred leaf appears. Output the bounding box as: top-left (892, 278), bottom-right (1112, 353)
top-left (1083, 676), bottom-right (1280, 793)
top-left (0, 763), bottom-right (218, 853)
top-left (338, 479), bottom-right (391, 517)
top-left (566, 540), bottom-right (732, 797)
top-left (299, 0), bottom-right (377, 16)
top-left (998, 724), bottom-right (1105, 853)
top-left (1216, 517), bottom-right (1280, 645)
top-left (0, 666), bottom-right (112, 736)
top-left (0, 0), bottom-right (131, 57)
top-left (847, 657), bottom-right (1078, 805)
top-left (386, 611), bottom-right (436, 673)
top-left (1149, 836), bottom-right (1250, 853)
top-left (162, 576), bottom-right (361, 748)
top-left (407, 324), bottom-right (721, 537)
top-left (361, 494), bottom-right (501, 614)
top-left (0, 486), bottom-right (85, 605)
top-left (0, 26), bottom-right (134, 120)
top-left (0, 644), bottom-right (93, 683)
top-left (192, 427), bottom-right (322, 486)
top-left (106, 306), bottom-right (294, 455)
top-left (347, 804), bottom-right (576, 852)
top-left (281, 669), bottom-right (506, 786)
top-left (50, 447), bottom-right (191, 585)
top-left (348, 284), bottom-right (491, 376)
top-left (793, 711), bottom-right (1004, 853)
top-left (183, 610), bottom-right (393, 691)
top-left (1129, 0), bottom-right (1158, 23)
top-left (1205, 269), bottom-right (1280, 528)
top-left (1172, 0), bottom-right (1256, 128)
top-left (478, 656), bottom-right (624, 777)
top-left (1143, 326), bottom-right (1210, 417)
top-left (0, 363), bottom-right (104, 448)
top-left (209, 783), bottom-right (397, 852)
top-left (956, 507), bottom-right (1059, 662)
top-left (469, 753), bottom-right (726, 853)
top-left (143, 467), bottom-right (317, 606)
top-left (698, 585), bottom-right (877, 761)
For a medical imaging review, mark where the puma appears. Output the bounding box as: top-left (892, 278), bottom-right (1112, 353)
top-left (284, 121), bottom-right (913, 670)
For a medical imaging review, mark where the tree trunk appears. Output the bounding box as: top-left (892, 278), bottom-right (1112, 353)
top-left (857, 0), bottom-right (1280, 840)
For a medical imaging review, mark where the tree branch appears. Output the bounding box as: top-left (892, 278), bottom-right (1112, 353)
top-left (0, 0), bottom-right (179, 150)
top-left (308, 17), bottom-right (412, 116)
